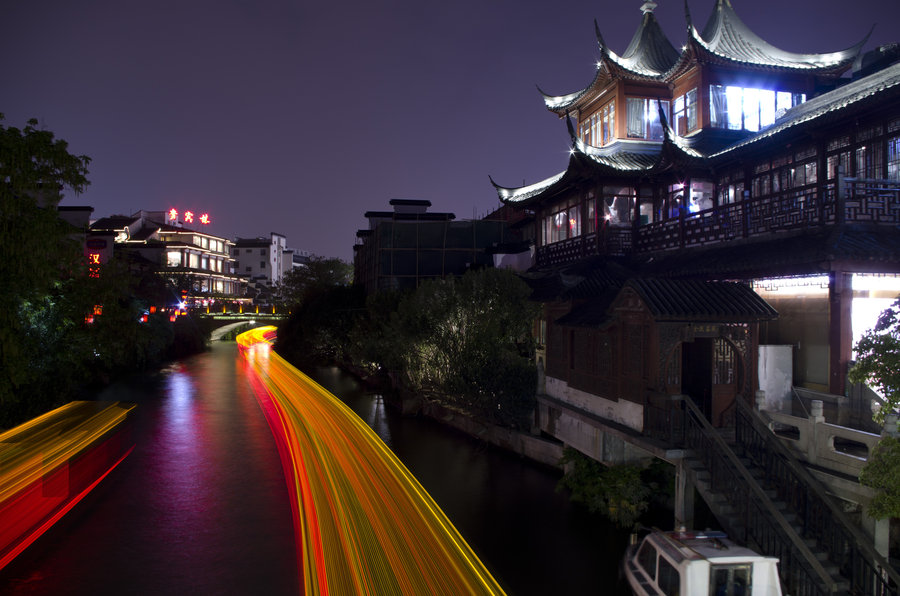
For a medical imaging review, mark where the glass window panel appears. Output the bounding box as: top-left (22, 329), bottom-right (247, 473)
top-left (568, 205), bottom-right (581, 237)
top-left (743, 87), bottom-right (761, 132)
top-left (586, 198), bottom-right (597, 234)
top-left (627, 97), bottom-right (645, 138)
top-left (649, 100), bottom-right (667, 140)
top-left (776, 91), bottom-right (793, 113)
top-left (888, 137), bottom-right (900, 180)
top-left (726, 86), bottom-right (743, 130)
top-left (710, 85), bottom-right (726, 128)
top-left (759, 89), bottom-right (775, 127)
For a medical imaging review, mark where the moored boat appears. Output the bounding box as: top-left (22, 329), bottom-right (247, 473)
top-left (623, 529), bottom-right (782, 595)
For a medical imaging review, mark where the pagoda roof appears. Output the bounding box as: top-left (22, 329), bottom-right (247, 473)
top-left (679, 0), bottom-right (867, 75)
top-left (493, 113), bottom-right (708, 206)
top-left (543, 0), bottom-right (869, 115)
top-left (596, 7), bottom-right (680, 80)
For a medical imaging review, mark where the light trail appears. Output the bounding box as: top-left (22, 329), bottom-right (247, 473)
top-left (237, 326), bottom-right (505, 595)
top-left (0, 401), bottom-right (135, 570)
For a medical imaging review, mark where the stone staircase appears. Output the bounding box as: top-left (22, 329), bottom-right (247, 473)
top-left (683, 445), bottom-right (851, 594)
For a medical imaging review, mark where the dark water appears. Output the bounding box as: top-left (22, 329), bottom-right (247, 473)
top-left (0, 343), bottom-right (632, 595)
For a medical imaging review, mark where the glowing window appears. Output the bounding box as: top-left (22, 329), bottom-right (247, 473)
top-left (167, 251), bottom-right (182, 267)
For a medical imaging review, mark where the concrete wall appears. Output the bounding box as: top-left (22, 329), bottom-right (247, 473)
top-left (545, 376), bottom-right (643, 432)
top-left (420, 402), bottom-right (564, 469)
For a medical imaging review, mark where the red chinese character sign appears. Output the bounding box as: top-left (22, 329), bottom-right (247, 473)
top-left (167, 207), bottom-right (211, 226)
top-left (87, 252), bottom-right (101, 278)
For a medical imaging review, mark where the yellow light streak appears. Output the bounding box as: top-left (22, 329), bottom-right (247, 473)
top-left (238, 326), bottom-right (505, 595)
top-left (0, 401), bottom-right (135, 570)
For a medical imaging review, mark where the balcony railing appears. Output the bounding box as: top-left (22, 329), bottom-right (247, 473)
top-left (536, 177), bottom-right (900, 264)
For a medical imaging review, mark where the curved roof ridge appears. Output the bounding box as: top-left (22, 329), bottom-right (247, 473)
top-left (540, 66), bottom-right (605, 112)
top-left (694, 0), bottom-right (866, 70)
top-left (491, 171), bottom-right (566, 204)
top-left (606, 10), bottom-right (681, 77)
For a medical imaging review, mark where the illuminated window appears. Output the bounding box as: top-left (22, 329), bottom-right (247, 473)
top-left (580, 101), bottom-right (616, 147)
top-left (856, 144), bottom-right (883, 179)
top-left (167, 251), bottom-right (182, 267)
top-left (888, 137), bottom-right (900, 180)
top-left (188, 253), bottom-right (199, 268)
top-left (710, 85), bottom-right (804, 132)
top-left (626, 98), bottom-right (669, 140)
top-left (673, 88), bottom-right (697, 135)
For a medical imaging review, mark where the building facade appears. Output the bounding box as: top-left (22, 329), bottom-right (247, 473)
top-left (495, 0), bottom-right (900, 432)
top-left (89, 210), bottom-right (245, 308)
top-left (353, 199), bottom-right (519, 294)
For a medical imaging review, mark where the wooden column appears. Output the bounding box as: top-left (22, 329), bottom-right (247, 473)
top-left (828, 271), bottom-right (853, 395)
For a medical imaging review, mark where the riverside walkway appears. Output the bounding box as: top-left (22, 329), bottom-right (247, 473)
top-left (236, 326), bottom-right (505, 595)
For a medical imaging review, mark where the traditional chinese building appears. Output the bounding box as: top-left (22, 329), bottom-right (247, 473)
top-left (494, 0), bottom-right (900, 430)
top-left (493, 3), bottom-right (900, 583)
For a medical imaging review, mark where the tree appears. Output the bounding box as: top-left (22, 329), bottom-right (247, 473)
top-left (858, 436), bottom-right (900, 520)
top-left (388, 267), bottom-right (540, 428)
top-left (848, 297), bottom-right (900, 424)
top-left (557, 448), bottom-right (655, 529)
top-left (276, 255), bottom-right (352, 309)
top-left (0, 115), bottom-right (91, 408)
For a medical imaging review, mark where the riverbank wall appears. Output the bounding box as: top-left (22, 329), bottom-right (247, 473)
top-left (417, 400), bottom-right (564, 470)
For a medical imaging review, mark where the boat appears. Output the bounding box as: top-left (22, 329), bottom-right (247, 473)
top-left (623, 528), bottom-right (782, 596)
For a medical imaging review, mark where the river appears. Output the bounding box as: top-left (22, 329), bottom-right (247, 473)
top-left (0, 342), bottom-right (632, 595)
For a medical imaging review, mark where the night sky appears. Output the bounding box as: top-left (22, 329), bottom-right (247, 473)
top-left (4, 0), bottom-right (898, 261)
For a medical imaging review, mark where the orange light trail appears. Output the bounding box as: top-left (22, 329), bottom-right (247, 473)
top-left (0, 401), bottom-right (135, 570)
top-left (237, 326), bottom-right (505, 595)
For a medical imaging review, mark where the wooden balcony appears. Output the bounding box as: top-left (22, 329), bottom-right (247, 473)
top-left (536, 178), bottom-right (900, 267)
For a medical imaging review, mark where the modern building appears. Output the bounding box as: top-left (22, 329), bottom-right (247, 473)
top-left (494, 0), bottom-right (900, 587)
top-left (89, 210), bottom-right (245, 308)
top-left (353, 199), bottom-right (519, 294)
top-left (232, 233), bottom-right (292, 286)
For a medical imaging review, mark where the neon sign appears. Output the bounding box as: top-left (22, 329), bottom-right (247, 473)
top-left (87, 252), bottom-right (101, 278)
top-left (168, 207), bottom-right (211, 225)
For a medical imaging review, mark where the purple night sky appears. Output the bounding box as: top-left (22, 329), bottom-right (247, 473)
top-left (4, 0), bottom-right (898, 261)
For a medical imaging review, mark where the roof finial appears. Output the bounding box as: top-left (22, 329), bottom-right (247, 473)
top-left (641, 0), bottom-right (658, 14)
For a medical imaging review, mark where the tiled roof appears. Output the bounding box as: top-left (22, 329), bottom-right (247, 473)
top-left (627, 278), bottom-right (778, 320)
top-left (599, 11), bottom-right (680, 79)
top-left (691, 0), bottom-right (864, 72)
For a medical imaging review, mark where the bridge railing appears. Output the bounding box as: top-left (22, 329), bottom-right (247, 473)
top-left (735, 398), bottom-right (899, 596)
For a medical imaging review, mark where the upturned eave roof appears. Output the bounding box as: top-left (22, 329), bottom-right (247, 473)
top-left (686, 0), bottom-right (867, 75)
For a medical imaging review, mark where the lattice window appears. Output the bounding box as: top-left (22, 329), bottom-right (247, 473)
top-left (794, 146), bottom-right (817, 161)
top-left (713, 339), bottom-right (736, 384)
top-left (856, 145), bottom-right (883, 179)
top-left (827, 135), bottom-right (851, 151)
top-left (827, 151), bottom-right (851, 180)
top-left (857, 125), bottom-right (883, 143)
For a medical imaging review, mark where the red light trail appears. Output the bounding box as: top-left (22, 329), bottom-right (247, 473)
top-left (238, 326), bottom-right (505, 595)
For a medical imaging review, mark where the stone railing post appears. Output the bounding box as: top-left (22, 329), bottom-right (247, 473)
top-left (755, 389), bottom-right (766, 411)
top-left (884, 412), bottom-right (898, 438)
top-left (808, 399), bottom-right (825, 465)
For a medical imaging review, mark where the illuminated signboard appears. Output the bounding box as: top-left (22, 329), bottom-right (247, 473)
top-left (87, 252), bottom-right (101, 278)
top-left (168, 207), bottom-right (211, 225)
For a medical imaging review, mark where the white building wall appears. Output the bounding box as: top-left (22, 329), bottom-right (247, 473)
top-left (545, 376), bottom-right (644, 432)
